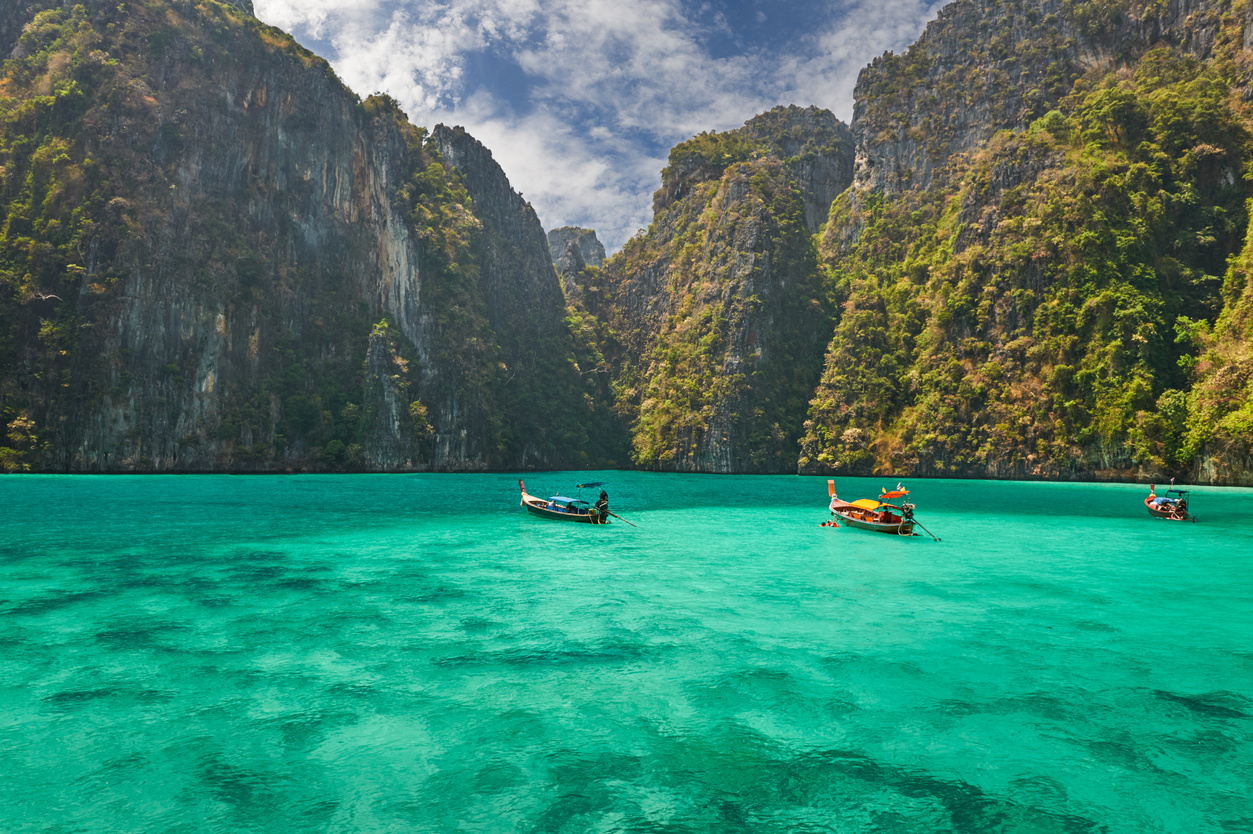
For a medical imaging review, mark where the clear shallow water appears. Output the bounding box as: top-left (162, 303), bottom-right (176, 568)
top-left (1, 473), bottom-right (1251, 833)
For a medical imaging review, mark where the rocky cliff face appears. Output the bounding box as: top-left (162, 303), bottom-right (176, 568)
top-left (429, 125), bottom-right (622, 467)
top-left (655, 106), bottom-right (853, 234)
top-left (740, 106), bottom-right (855, 233)
top-left (548, 227), bottom-right (605, 273)
top-left (6, 0), bottom-right (1253, 483)
top-left (0, 0), bottom-right (609, 472)
top-left (588, 107), bottom-right (850, 472)
top-left (802, 0), bottom-right (1253, 483)
top-left (851, 0), bottom-right (1252, 196)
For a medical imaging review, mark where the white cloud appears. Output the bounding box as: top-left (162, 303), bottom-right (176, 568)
top-left (443, 96), bottom-right (666, 248)
top-left (252, 0), bottom-right (943, 251)
top-left (775, 0), bottom-right (949, 120)
top-left (512, 0), bottom-right (766, 138)
top-left (332, 11), bottom-right (480, 110)
top-left (253, 0), bottom-right (386, 41)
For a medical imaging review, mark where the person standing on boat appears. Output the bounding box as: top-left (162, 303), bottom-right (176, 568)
top-left (822, 491), bottom-right (841, 527)
top-left (595, 490), bottom-right (609, 524)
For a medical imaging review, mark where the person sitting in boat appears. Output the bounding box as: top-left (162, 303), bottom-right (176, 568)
top-left (1148, 484), bottom-right (1168, 510)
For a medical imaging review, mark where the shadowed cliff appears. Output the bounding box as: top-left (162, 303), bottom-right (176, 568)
top-left (0, 0), bottom-right (622, 472)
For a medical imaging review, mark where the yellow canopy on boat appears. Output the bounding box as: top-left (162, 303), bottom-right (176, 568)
top-left (850, 498), bottom-right (882, 510)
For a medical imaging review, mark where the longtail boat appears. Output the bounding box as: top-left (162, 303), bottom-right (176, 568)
top-left (519, 479), bottom-right (609, 524)
top-left (1145, 481), bottom-right (1195, 522)
top-left (825, 480), bottom-right (939, 539)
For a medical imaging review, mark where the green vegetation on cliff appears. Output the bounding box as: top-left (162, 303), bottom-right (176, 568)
top-left (631, 163), bottom-right (830, 470)
top-left (801, 47), bottom-right (1251, 479)
top-left (0, 1), bottom-right (621, 471)
top-left (5, 0), bottom-right (1253, 481)
top-left (593, 109), bottom-right (846, 471)
top-left (0, 2), bottom-right (397, 470)
top-left (1185, 201), bottom-right (1253, 479)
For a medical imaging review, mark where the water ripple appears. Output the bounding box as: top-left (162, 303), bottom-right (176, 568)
top-left (1, 473), bottom-right (1250, 832)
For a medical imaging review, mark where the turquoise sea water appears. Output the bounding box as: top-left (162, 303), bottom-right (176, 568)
top-left (1, 473), bottom-right (1251, 833)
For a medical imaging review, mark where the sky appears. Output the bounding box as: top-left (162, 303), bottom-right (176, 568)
top-left (252, 0), bottom-right (946, 252)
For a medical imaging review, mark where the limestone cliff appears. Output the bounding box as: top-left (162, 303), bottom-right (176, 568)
top-left (6, 0), bottom-right (1253, 483)
top-left (430, 125), bottom-right (623, 467)
top-left (851, 0), bottom-right (1253, 196)
top-left (0, 0), bottom-right (612, 472)
top-left (588, 106), bottom-right (851, 472)
top-left (548, 227), bottom-right (605, 273)
top-left (802, 0), bottom-right (1253, 483)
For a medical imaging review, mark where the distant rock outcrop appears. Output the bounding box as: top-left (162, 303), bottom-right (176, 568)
top-left (548, 227), bottom-right (605, 273)
top-left (656, 106), bottom-right (853, 234)
top-left (587, 106), bottom-right (849, 472)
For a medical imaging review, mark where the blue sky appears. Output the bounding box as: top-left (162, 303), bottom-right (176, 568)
top-left (252, 0), bottom-right (945, 252)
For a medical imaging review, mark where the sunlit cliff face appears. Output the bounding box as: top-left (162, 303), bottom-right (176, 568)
top-left (0, 1), bottom-right (614, 473)
top-left (5, 0), bottom-right (1253, 482)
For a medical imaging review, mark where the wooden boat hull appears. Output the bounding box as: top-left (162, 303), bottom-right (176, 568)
top-left (1145, 496), bottom-right (1193, 522)
top-left (826, 482), bottom-right (930, 538)
top-left (833, 511), bottom-right (914, 535)
top-left (828, 498), bottom-right (915, 535)
top-left (523, 500), bottom-right (606, 523)
top-left (519, 480), bottom-right (608, 524)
